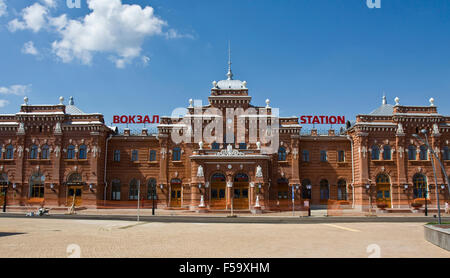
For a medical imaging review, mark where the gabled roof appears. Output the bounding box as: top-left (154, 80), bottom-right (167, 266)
top-left (369, 104), bottom-right (394, 116)
top-left (65, 96), bottom-right (86, 115)
top-left (369, 95), bottom-right (394, 116)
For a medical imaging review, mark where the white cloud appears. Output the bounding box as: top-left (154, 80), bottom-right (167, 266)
top-left (41, 0), bottom-right (57, 8)
top-left (0, 99), bottom-right (9, 108)
top-left (8, 0), bottom-right (193, 68)
top-left (51, 0), bottom-right (167, 67)
top-left (0, 84), bottom-right (32, 96)
top-left (8, 3), bottom-right (48, 33)
top-left (165, 29), bottom-right (195, 40)
top-left (22, 41), bottom-right (39, 56)
top-left (0, 0), bottom-right (7, 17)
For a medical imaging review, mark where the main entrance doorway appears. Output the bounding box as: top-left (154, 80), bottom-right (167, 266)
top-left (376, 174), bottom-right (391, 207)
top-left (233, 173), bottom-right (249, 209)
top-left (170, 179), bottom-right (182, 207)
top-left (210, 173), bottom-right (226, 209)
top-left (66, 173), bottom-right (83, 206)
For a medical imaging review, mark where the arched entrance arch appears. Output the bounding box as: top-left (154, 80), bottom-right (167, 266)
top-left (67, 172), bottom-right (83, 206)
top-left (233, 173), bottom-right (249, 209)
top-left (277, 178), bottom-right (289, 209)
top-left (0, 173), bottom-right (8, 207)
top-left (413, 174), bottom-right (427, 199)
top-left (210, 173), bottom-right (226, 209)
top-left (170, 178), bottom-right (182, 207)
top-left (30, 172), bottom-right (45, 199)
top-left (376, 174), bottom-right (391, 207)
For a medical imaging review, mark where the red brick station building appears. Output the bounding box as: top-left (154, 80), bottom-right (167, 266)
top-left (1, 68), bottom-right (449, 213)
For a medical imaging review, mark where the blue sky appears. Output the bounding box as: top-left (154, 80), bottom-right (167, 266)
top-left (1, 0), bottom-right (450, 128)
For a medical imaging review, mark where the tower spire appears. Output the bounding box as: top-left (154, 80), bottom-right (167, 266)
top-left (227, 41), bottom-right (233, 80)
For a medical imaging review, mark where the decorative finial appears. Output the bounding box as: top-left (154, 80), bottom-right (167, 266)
top-left (265, 99), bottom-right (270, 108)
top-left (212, 81), bottom-right (217, 88)
top-left (242, 81), bottom-right (247, 88)
top-left (226, 41), bottom-right (233, 80)
top-left (394, 97), bottom-right (400, 106)
top-left (69, 96), bottom-right (74, 105)
top-left (59, 96), bottom-right (64, 105)
top-left (382, 93), bottom-right (387, 105)
top-left (429, 97), bottom-right (435, 106)
top-left (23, 96), bottom-right (29, 105)
top-left (188, 99), bottom-right (193, 108)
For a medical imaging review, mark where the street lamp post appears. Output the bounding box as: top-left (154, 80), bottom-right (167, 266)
top-left (413, 130), bottom-right (442, 224)
top-left (152, 183), bottom-right (156, 216)
top-left (365, 184), bottom-right (372, 216)
top-left (2, 183), bottom-right (7, 213)
top-left (306, 184), bottom-right (312, 217)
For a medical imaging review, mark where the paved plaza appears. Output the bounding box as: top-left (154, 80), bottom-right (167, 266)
top-left (0, 217), bottom-right (448, 258)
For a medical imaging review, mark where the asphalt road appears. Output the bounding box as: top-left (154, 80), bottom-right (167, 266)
top-left (1, 213), bottom-right (449, 224)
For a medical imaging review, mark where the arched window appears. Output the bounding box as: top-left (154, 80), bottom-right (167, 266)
top-left (419, 145), bottom-right (428, 161)
top-left (67, 145), bottom-right (75, 159)
top-left (113, 150), bottom-right (120, 161)
top-left (79, 145), bottom-right (87, 159)
top-left (67, 173), bottom-right (82, 184)
top-left (413, 174), bottom-right (427, 199)
top-left (129, 179), bottom-right (139, 200)
top-left (41, 144), bottom-right (49, 159)
top-left (376, 174), bottom-right (390, 184)
top-left (383, 145), bottom-right (391, 160)
top-left (408, 145), bottom-right (417, 160)
top-left (444, 146), bottom-right (450, 161)
top-left (29, 173), bottom-right (45, 198)
top-left (6, 145), bottom-right (14, 159)
top-left (212, 142), bottom-right (220, 150)
top-left (337, 179), bottom-right (347, 200)
top-left (320, 179), bottom-right (329, 200)
top-left (301, 179), bottom-right (312, 199)
top-left (371, 145), bottom-right (380, 160)
top-left (278, 147), bottom-right (286, 161)
top-left (111, 179), bottom-right (121, 201)
top-left (234, 173), bottom-right (249, 182)
top-left (147, 178), bottom-right (157, 200)
top-left (173, 147), bottom-right (181, 161)
top-left (131, 150), bottom-right (138, 161)
top-left (149, 150), bottom-right (156, 161)
top-left (30, 145), bottom-right (38, 159)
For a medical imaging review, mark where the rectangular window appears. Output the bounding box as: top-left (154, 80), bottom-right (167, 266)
top-left (149, 150), bottom-right (156, 161)
top-left (302, 150), bottom-right (309, 162)
top-left (338, 150), bottom-right (345, 162)
top-left (320, 150), bottom-right (328, 162)
top-left (113, 150), bottom-right (120, 162)
top-left (131, 150), bottom-right (138, 161)
top-left (239, 143), bottom-right (247, 150)
top-left (31, 184), bottom-right (44, 198)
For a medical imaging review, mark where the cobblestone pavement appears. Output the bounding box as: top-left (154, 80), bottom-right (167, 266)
top-left (0, 218), bottom-right (449, 258)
